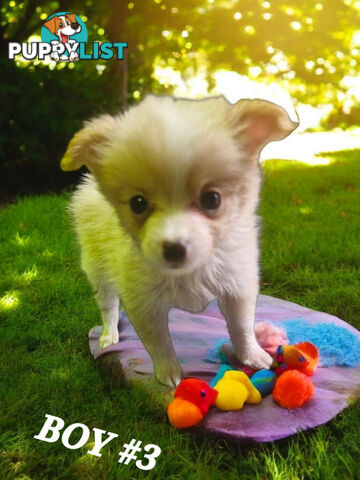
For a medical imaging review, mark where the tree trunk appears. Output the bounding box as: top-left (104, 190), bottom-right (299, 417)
top-left (107, 0), bottom-right (129, 109)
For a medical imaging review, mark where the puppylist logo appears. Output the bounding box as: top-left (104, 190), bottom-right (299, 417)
top-left (8, 12), bottom-right (127, 62)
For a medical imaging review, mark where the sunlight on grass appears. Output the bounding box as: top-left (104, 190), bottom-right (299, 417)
top-left (299, 206), bottom-right (313, 215)
top-left (0, 291), bottom-right (20, 310)
top-left (290, 156), bottom-right (333, 166)
top-left (51, 368), bottom-right (70, 380)
top-left (14, 232), bottom-right (30, 247)
top-left (21, 266), bottom-right (38, 282)
top-left (41, 249), bottom-right (54, 257)
top-left (262, 129), bottom-right (360, 164)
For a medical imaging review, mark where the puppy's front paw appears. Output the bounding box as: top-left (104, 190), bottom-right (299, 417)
top-left (99, 329), bottom-right (119, 349)
top-left (238, 342), bottom-right (273, 370)
top-left (154, 360), bottom-right (183, 388)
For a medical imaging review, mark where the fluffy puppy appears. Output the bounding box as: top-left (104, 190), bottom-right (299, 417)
top-left (61, 95), bottom-right (297, 387)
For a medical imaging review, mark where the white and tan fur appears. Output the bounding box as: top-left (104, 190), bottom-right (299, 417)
top-left (61, 95), bottom-right (297, 387)
top-left (44, 14), bottom-right (81, 61)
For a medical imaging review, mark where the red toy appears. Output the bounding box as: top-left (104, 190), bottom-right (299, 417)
top-left (167, 341), bottom-right (320, 429)
top-left (167, 378), bottom-right (218, 428)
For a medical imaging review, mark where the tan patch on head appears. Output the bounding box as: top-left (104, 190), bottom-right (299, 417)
top-left (65, 13), bottom-right (77, 24)
top-left (44, 16), bottom-right (61, 34)
top-left (96, 96), bottom-right (252, 233)
top-left (184, 131), bottom-right (247, 220)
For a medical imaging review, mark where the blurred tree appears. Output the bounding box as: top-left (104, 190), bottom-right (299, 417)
top-left (1, 0), bottom-right (360, 198)
top-left (1, 0), bottom-right (359, 106)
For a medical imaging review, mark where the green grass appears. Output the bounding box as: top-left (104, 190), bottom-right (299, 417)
top-left (0, 150), bottom-right (359, 480)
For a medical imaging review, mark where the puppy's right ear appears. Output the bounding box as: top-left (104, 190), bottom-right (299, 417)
top-left (60, 115), bottom-right (117, 172)
top-left (233, 99), bottom-right (298, 156)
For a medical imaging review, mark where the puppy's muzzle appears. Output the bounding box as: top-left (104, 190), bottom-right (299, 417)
top-left (162, 241), bottom-right (186, 265)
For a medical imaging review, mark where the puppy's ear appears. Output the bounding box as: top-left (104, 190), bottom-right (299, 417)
top-left (44, 17), bottom-right (58, 34)
top-left (234, 99), bottom-right (298, 156)
top-left (60, 115), bottom-right (117, 172)
top-left (65, 13), bottom-right (77, 24)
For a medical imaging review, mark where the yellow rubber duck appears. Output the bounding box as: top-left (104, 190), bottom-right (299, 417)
top-left (214, 370), bottom-right (262, 411)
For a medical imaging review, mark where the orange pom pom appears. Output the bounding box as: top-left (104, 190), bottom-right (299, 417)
top-left (273, 370), bottom-right (314, 409)
top-left (167, 398), bottom-right (203, 428)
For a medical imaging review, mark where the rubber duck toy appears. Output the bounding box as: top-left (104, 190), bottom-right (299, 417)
top-left (212, 369), bottom-right (262, 411)
top-left (167, 378), bottom-right (218, 428)
top-left (273, 341), bottom-right (319, 376)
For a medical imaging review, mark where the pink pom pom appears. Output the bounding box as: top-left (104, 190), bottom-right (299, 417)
top-left (255, 322), bottom-right (288, 355)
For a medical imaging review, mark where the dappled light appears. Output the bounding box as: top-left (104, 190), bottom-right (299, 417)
top-left (41, 249), bottom-right (54, 257)
top-left (3, 1), bottom-right (360, 200)
top-left (21, 267), bottom-right (39, 282)
top-left (14, 233), bottom-right (30, 247)
top-left (0, 292), bottom-right (20, 310)
top-left (50, 368), bottom-right (70, 380)
top-left (299, 206), bottom-right (313, 215)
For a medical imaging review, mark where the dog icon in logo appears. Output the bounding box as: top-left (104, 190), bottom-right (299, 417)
top-left (44, 13), bottom-right (81, 61)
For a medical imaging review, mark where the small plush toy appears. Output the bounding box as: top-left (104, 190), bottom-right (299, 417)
top-left (213, 370), bottom-right (262, 411)
top-left (168, 340), bottom-right (319, 429)
top-left (209, 364), bottom-right (233, 387)
top-left (272, 341), bottom-right (319, 376)
top-left (250, 369), bottom-right (277, 396)
top-left (271, 341), bottom-right (318, 409)
top-left (167, 378), bottom-right (218, 428)
top-left (273, 370), bottom-right (314, 409)
top-left (209, 341), bottom-right (319, 410)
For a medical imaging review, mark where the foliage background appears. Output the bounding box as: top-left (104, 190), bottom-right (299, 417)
top-left (1, 0), bottom-right (360, 200)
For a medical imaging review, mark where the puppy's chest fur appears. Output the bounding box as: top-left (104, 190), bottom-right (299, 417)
top-left (147, 271), bottom-right (218, 313)
top-left (117, 244), bottom-right (251, 316)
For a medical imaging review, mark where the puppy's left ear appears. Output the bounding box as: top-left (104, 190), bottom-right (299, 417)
top-left (44, 17), bottom-right (57, 34)
top-left (234, 99), bottom-right (298, 156)
top-left (65, 13), bottom-right (77, 24)
top-left (60, 115), bottom-right (117, 173)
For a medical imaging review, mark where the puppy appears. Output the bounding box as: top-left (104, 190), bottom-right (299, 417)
top-left (44, 13), bottom-right (81, 61)
top-left (61, 95), bottom-right (297, 387)
top-left (44, 13), bottom-right (81, 43)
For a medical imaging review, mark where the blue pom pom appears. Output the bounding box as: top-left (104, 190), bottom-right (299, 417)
top-left (204, 338), bottom-right (232, 364)
top-left (282, 318), bottom-right (360, 368)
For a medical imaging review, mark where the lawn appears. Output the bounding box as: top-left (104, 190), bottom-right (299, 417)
top-left (0, 150), bottom-right (359, 480)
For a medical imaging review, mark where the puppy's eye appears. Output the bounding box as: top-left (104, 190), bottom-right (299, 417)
top-left (130, 195), bottom-right (148, 214)
top-left (59, 22), bottom-right (64, 27)
top-left (200, 191), bottom-right (221, 210)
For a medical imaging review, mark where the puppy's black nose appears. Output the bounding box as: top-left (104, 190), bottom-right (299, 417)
top-left (71, 22), bottom-right (79, 29)
top-left (163, 241), bottom-right (186, 263)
